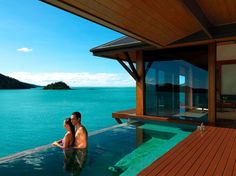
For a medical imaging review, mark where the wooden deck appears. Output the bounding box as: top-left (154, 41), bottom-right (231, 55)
top-left (138, 126), bottom-right (236, 176)
top-left (112, 109), bottom-right (204, 125)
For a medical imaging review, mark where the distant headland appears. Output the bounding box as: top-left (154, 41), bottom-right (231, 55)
top-left (43, 81), bottom-right (71, 90)
top-left (0, 73), bottom-right (38, 89)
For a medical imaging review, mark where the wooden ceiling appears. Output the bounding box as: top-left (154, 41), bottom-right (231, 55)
top-left (42, 0), bottom-right (236, 48)
top-left (197, 0), bottom-right (236, 25)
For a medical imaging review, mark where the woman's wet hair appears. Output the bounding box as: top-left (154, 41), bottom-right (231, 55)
top-left (65, 118), bottom-right (75, 146)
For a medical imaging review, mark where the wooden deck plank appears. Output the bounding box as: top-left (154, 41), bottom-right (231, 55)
top-left (138, 128), bottom-right (208, 176)
top-left (223, 130), bottom-right (236, 176)
top-left (142, 127), bottom-right (216, 176)
top-left (203, 129), bottom-right (235, 176)
top-left (192, 128), bottom-right (232, 176)
top-left (137, 128), bottom-right (201, 176)
top-left (149, 128), bottom-right (215, 176)
top-left (173, 127), bottom-right (228, 176)
top-left (211, 129), bottom-right (236, 175)
top-left (162, 127), bottom-right (224, 176)
top-left (138, 126), bottom-right (236, 176)
top-left (232, 161), bottom-right (236, 176)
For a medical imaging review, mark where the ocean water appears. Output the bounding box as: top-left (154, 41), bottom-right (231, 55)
top-left (0, 87), bottom-right (135, 157)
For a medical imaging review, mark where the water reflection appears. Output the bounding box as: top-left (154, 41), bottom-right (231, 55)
top-left (0, 123), bottom-right (195, 176)
top-left (63, 149), bottom-right (87, 174)
top-left (145, 59), bottom-right (208, 122)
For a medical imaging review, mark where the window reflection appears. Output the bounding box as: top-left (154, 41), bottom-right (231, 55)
top-left (145, 55), bottom-right (208, 122)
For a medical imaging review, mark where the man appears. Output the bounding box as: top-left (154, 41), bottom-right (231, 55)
top-left (71, 112), bottom-right (88, 149)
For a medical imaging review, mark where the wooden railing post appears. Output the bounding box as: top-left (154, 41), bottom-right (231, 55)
top-left (208, 42), bottom-right (216, 123)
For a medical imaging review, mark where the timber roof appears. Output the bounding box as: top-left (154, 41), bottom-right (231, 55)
top-left (42, 0), bottom-right (236, 49)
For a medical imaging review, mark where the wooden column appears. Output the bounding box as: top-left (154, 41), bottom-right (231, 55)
top-left (136, 51), bottom-right (145, 115)
top-left (208, 43), bottom-right (216, 123)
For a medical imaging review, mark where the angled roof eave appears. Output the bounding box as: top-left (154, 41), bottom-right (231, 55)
top-left (90, 36), bottom-right (153, 57)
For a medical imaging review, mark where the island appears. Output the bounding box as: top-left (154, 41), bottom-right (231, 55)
top-left (43, 81), bottom-right (71, 90)
top-left (0, 73), bottom-right (38, 89)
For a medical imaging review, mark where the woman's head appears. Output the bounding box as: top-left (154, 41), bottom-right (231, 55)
top-left (64, 118), bottom-right (75, 145)
top-left (64, 118), bottom-right (73, 130)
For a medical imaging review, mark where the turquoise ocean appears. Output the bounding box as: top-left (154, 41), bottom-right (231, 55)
top-left (0, 87), bottom-right (135, 157)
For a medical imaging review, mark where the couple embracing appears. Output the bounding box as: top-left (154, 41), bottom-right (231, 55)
top-left (53, 112), bottom-right (88, 172)
top-left (53, 112), bottom-right (88, 150)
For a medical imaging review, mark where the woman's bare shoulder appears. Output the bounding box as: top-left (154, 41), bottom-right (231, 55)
top-left (65, 132), bottom-right (72, 137)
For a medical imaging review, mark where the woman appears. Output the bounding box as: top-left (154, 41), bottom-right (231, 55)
top-left (53, 118), bottom-right (75, 149)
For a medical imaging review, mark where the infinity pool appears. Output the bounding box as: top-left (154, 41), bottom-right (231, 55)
top-left (0, 121), bottom-right (196, 175)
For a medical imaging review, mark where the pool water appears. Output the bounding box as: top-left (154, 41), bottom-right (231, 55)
top-left (0, 121), bottom-right (196, 176)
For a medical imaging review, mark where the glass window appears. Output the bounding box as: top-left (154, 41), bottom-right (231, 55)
top-left (216, 63), bottom-right (236, 121)
top-left (144, 47), bottom-right (208, 122)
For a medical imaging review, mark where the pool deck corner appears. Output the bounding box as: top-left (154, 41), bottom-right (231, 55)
top-left (138, 126), bottom-right (236, 176)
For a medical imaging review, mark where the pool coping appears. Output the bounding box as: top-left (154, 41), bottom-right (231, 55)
top-left (0, 123), bottom-right (129, 164)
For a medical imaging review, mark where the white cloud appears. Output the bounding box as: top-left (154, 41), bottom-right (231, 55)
top-left (16, 47), bottom-right (33, 52)
top-left (6, 72), bottom-right (135, 87)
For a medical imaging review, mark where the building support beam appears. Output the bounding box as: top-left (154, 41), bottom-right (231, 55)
top-left (136, 51), bottom-right (145, 115)
top-left (182, 0), bottom-right (213, 39)
top-left (115, 118), bottom-right (123, 124)
top-left (117, 59), bottom-right (136, 81)
top-left (208, 42), bottom-right (216, 124)
top-left (125, 52), bottom-right (140, 81)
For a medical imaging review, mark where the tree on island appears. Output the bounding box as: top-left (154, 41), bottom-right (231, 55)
top-left (43, 81), bottom-right (71, 90)
top-left (0, 73), bottom-right (38, 89)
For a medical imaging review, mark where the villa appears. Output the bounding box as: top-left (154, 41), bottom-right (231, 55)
top-left (1, 0), bottom-right (236, 175)
top-left (41, 0), bottom-right (236, 124)
top-left (42, 0), bottom-right (236, 175)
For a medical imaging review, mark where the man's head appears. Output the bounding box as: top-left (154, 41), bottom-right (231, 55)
top-left (71, 111), bottom-right (81, 126)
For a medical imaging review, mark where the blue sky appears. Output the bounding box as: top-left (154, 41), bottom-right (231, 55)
top-left (0, 0), bottom-right (134, 86)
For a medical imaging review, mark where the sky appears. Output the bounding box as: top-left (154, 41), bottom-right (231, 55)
top-left (0, 0), bottom-right (135, 87)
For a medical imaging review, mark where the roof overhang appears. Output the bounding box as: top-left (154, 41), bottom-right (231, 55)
top-left (42, 0), bottom-right (236, 47)
top-left (89, 36), bottom-right (155, 61)
top-left (42, 0), bottom-right (236, 61)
